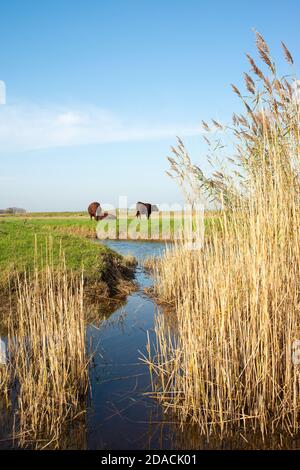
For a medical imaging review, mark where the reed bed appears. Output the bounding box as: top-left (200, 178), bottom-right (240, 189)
top-left (7, 245), bottom-right (89, 448)
top-left (146, 34), bottom-right (300, 437)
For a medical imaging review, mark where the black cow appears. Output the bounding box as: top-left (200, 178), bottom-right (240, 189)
top-left (136, 202), bottom-right (158, 219)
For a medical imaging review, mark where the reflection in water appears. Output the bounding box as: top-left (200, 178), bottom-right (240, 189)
top-left (1, 240), bottom-right (300, 449)
top-left (0, 335), bottom-right (13, 449)
top-left (165, 422), bottom-right (300, 450)
top-left (0, 337), bottom-right (7, 365)
top-left (87, 296), bottom-right (162, 447)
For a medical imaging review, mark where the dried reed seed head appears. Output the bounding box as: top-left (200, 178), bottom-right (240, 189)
top-left (213, 171), bottom-right (225, 179)
top-left (232, 113), bottom-right (239, 126)
top-left (202, 120), bottom-right (210, 132)
top-left (203, 135), bottom-right (211, 145)
top-left (238, 115), bottom-right (249, 127)
top-left (244, 73), bottom-right (256, 94)
top-left (233, 129), bottom-right (242, 140)
top-left (211, 119), bottom-right (223, 130)
top-left (255, 32), bottom-right (274, 71)
top-left (258, 48), bottom-right (275, 72)
top-left (271, 101), bottom-right (279, 117)
top-left (281, 42), bottom-right (294, 65)
top-left (263, 76), bottom-right (273, 94)
top-left (246, 54), bottom-right (265, 80)
top-left (231, 84), bottom-right (242, 98)
top-left (242, 131), bottom-right (255, 141)
top-left (273, 79), bottom-right (284, 94)
top-left (176, 136), bottom-right (184, 147)
top-left (167, 156), bottom-right (176, 165)
top-left (255, 31), bottom-right (270, 55)
top-left (170, 146), bottom-right (180, 157)
top-left (243, 101), bottom-right (257, 122)
top-left (177, 144), bottom-right (185, 155)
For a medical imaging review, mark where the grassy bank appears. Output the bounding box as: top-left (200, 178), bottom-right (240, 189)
top-left (147, 34), bottom-right (300, 438)
top-left (0, 218), bottom-right (136, 300)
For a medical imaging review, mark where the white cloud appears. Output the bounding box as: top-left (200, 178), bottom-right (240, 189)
top-left (0, 101), bottom-right (199, 152)
top-left (57, 111), bottom-right (83, 125)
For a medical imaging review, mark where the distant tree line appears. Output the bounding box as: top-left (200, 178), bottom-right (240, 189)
top-left (0, 207), bottom-right (26, 214)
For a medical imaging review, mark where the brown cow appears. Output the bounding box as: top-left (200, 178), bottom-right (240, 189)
top-left (88, 202), bottom-right (108, 221)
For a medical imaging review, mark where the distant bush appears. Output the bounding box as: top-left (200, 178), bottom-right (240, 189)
top-left (0, 207), bottom-right (26, 214)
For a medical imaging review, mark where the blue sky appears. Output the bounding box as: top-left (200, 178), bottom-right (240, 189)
top-left (0, 0), bottom-right (299, 211)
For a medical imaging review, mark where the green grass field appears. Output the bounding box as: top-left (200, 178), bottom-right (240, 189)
top-left (0, 210), bottom-right (220, 239)
top-left (0, 217), bottom-right (135, 293)
top-left (0, 212), bottom-right (221, 291)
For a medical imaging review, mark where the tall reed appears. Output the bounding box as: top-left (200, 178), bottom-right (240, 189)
top-left (11, 243), bottom-right (89, 448)
top-left (147, 34), bottom-right (300, 437)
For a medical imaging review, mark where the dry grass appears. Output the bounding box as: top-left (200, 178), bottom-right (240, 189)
top-left (142, 256), bottom-right (159, 272)
top-left (56, 225), bottom-right (96, 239)
top-left (146, 34), bottom-right (300, 438)
top-left (3, 244), bottom-right (89, 448)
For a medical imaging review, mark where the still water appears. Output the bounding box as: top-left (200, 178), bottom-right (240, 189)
top-left (86, 240), bottom-right (171, 450)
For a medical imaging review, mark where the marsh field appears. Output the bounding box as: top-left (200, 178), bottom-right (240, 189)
top-left (1, 33), bottom-right (300, 451)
